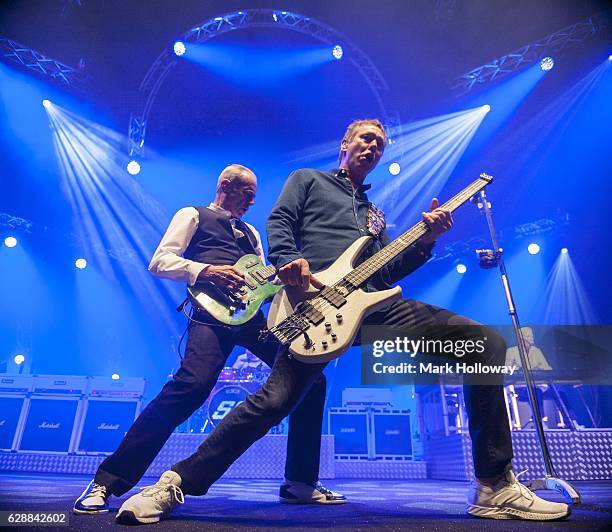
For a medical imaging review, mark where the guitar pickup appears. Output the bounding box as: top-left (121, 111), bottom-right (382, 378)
top-left (320, 287), bottom-right (346, 308)
top-left (296, 301), bottom-right (325, 325)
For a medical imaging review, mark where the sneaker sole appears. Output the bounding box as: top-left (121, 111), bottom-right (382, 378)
top-left (116, 510), bottom-right (161, 525)
top-left (279, 497), bottom-right (348, 505)
top-left (467, 503), bottom-right (571, 521)
top-left (72, 508), bottom-right (109, 515)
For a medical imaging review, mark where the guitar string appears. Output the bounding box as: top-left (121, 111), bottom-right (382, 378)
top-left (270, 179), bottom-right (489, 342)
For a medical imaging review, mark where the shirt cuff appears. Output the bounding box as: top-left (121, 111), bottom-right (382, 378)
top-left (188, 263), bottom-right (210, 286)
top-left (275, 253), bottom-right (304, 270)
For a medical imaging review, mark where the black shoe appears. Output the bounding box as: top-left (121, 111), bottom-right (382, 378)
top-left (279, 480), bottom-right (347, 505)
top-left (73, 480), bottom-right (110, 514)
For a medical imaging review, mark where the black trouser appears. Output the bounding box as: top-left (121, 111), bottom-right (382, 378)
top-left (172, 299), bottom-right (513, 495)
top-left (94, 311), bottom-right (326, 496)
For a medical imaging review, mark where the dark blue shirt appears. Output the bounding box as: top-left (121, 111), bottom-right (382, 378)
top-left (266, 168), bottom-right (433, 291)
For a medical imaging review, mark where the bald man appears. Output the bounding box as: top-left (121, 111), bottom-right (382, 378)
top-left (74, 164), bottom-right (341, 517)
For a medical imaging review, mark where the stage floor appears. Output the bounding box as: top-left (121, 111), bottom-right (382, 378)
top-left (0, 474), bottom-right (610, 531)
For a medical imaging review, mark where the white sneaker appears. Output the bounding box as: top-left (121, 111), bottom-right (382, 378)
top-left (73, 480), bottom-right (110, 514)
top-left (467, 470), bottom-right (571, 521)
top-left (279, 479), bottom-right (347, 505)
top-left (115, 470), bottom-right (185, 524)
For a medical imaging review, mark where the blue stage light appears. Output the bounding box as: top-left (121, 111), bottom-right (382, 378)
top-left (456, 263), bottom-right (467, 274)
top-left (482, 104), bottom-right (491, 113)
top-left (127, 160), bottom-right (141, 175)
top-left (173, 41), bottom-right (186, 57)
top-left (4, 236), bottom-right (17, 248)
top-left (332, 45), bottom-right (343, 60)
top-left (42, 99), bottom-right (51, 108)
top-left (111, 373), bottom-right (120, 380)
top-left (14, 354), bottom-right (25, 365)
top-left (561, 247), bottom-right (568, 254)
top-left (528, 243), bottom-right (540, 255)
top-left (388, 162), bottom-right (401, 175)
top-left (540, 57), bottom-right (554, 71)
top-left (75, 258), bottom-right (87, 269)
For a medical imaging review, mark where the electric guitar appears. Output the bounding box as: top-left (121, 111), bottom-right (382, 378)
top-left (188, 254), bottom-right (281, 325)
top-left (262, 173), bottom-right (493, 363)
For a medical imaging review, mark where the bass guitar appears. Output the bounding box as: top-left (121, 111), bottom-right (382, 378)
top-left (262, 173), bottom-right (493, 363)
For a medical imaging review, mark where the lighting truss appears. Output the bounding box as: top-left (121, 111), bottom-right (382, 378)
top-left (0, 36), bottom-right (90, 92)
top-left (128, 9), bottom-right (400, 157)
top-left (451, 10), bottom-right (612, 96)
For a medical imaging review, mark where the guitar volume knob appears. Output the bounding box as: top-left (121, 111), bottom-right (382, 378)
top-left (321, 340), bottom-right (328, 349)
top-left (336, 313), bottom-right (343, 324)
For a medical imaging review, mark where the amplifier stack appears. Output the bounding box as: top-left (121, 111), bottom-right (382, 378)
top-left (0, 375), bottom-right (145, 455)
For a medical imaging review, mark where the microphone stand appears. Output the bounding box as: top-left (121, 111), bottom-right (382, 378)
top-left (476, 187), bottom-right (580, 504)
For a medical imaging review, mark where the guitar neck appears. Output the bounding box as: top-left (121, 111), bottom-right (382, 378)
top-left (344, 173), bottom-right (493, 287)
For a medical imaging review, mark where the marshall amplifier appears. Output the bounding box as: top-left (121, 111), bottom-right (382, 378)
top-left (371, 409), bottom-right (413, 458)
top-left (75, 397), bottom-right (142, 454)
top-left (328, 407), bottom-right (371, 458)
top-left (87, 376), bottom-right (146, 399)
top-left (16, 375), bottom-right (87, 453)
top-left (0, 376), bottom-right (33, 451)
top-left (17, 396), bottom-right (83, 453)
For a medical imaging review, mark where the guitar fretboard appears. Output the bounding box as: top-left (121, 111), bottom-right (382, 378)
top-left (344, 173), bottom-right (492, 287)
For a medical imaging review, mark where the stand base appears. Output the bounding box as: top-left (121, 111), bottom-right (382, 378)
top-left (525, 476), bottom-right (581, 504)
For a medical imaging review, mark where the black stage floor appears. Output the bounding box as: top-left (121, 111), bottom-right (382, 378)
top-left (0, 474), bottom-right (611, 531)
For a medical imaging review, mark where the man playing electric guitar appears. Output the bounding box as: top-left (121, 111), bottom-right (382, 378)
top-left (113, 123), bottom-right (569, 523)
top-left (73, 164), bottom-right (344, 519)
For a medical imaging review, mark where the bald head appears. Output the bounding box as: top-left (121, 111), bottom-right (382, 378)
top-left (214, 164), bottom-right (258, 219)
top-left (216, 164), bottom-right (257, 192)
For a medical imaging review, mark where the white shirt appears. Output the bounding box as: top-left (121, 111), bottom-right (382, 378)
top-left (148, 204), bottom-right (265, 286)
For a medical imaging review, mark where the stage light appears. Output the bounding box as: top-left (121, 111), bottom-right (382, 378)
top-left (111, 373), bottom-right (120, 380)
top-left (75, 258), bottom-right (87, 269)
top-left (126, 160), bottom-right (141, 175)
top-left (173, 41), bottom-right (186, 57)
top-left (482, 104), bottom-right (491, 113)
top-left (456, 263), bottom-right (467, 274)
top-left (14, 354), bottom-right (25, 365)
top-left (608, 54), bottom-right (612, 61)
top-left (4, 236), bottom-right (17, 248)
top-left (332, 45), bottom-right (343, 60)
top-left (540, 57), bottom-right (554, 71)
top-left (527, 243), bottom-right (540, 255)
top-left (42, 99), bottom-right (51, 108)
top-left (388, 162), bottom-right (401, 175)
top-left (272, 13), bottom-right (278, 22)
top-left (561, 247), bottom-right (568, 254)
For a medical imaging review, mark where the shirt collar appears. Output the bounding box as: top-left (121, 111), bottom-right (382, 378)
top-left (208, 202), bottom-right (232, 217)
top-left (333, 168), bottom-right (372, 192)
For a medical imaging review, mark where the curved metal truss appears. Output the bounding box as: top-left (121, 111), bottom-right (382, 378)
top-left (452, 10), bottom-right (612, 97)
top-left (0, 36), bottom-right (90, 92)
top-left (128, 9), bottom-right (400, 157)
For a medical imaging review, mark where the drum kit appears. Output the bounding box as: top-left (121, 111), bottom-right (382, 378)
top-left (177, 362), bottom-right (287, 434)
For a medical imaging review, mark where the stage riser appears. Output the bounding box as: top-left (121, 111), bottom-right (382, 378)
top-left (426, 430), bottom-right (612, 481)
top-left (0, 434), bottom-right (335, 479)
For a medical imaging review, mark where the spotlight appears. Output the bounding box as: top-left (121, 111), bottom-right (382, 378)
top-left (75, 258), bottom-right (87, 269)
top-left (608, 54), bottom-right (612, 61)
top-left (456, 263), bottom-right (467, 274)
top-left (4, 236), bottom-right (17, 248)
top-left (527, 243), bottom-right (540, 255)
top-left (42, 99), bottom-right (52, 108)
top-left (388, 162), bottom-right (401, 175)
top-left (14, 354), bottom-right (25, 365)
top-left (561, 247), bottom-right (568, 254)
top-left (111, 373), bottom-right (120, 380)
top-left (482, 104), bottom-right (491, 113)
top-left (126, 160), bottom-right (141, 175)
top-left (540, 57), bottom-right (554, 71)
top-left (173, 41), bottom-right (186, 57)
top-left (332, 45), bottom-right (343, 60)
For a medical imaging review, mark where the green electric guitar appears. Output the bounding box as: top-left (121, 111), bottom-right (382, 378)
top-left (187, 254), bottom-right (281, 325)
